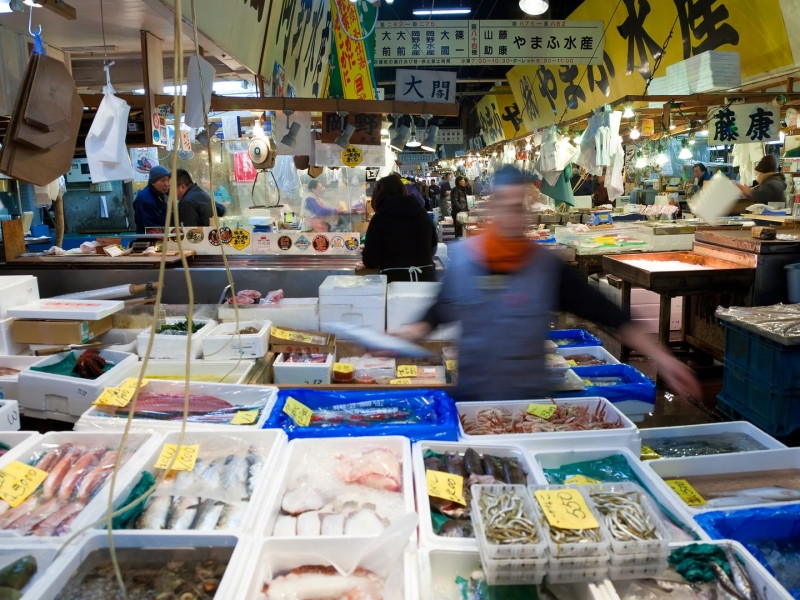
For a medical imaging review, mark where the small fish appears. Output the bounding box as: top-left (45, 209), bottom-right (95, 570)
top-left (246, 452), bottom-right (263, 498)
top-left (193, 498), bottom-right (225, 530)
top-left (423, 455), bottom-right (443, 472)
top-left (166, 496), bottom-right (200, 530)
top-left (710, 562), bottom-right (748, 600)
top-left (57, 448), bottom-right (105, 502)
top-left (34, 444), bottom-right (71, 472)
top-left (30, 502), bottom-right (84, 537)
top-left (76, 450), bottom-right (118, 502)
top-left (0, 496), bottom-right (39, 530)
top-left (725, 547), bottom-right (756, 600)
top-left (219, 455), bottom-right (249, 501)
top-left (501, 457), bottom-right (526, 484)
top-left (216, 501), bottom-right (248, 530)
top-left (136, 495), bottom-right (172, 530)
top-left (482, 455), bottom-right (501, 480)
top-left (41, 446), bottom-right (83, 500)
top-left (463, 449), bottom-right (485, 476)
top-left (444, 452), bottom-right (467, 478)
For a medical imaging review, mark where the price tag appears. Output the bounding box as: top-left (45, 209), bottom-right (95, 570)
top-left (271, 327), bottom-right (314, 344)
top-left (93, 378), bottom-right (149, 408)
top-left (566, 359), bottom-right (578, 367)
top-left (583, 379), bottom-right (594, 387)
top-left (283, 396), bottom-right (313, 427)
top-left (564, 475), bottom-right (600, 485)
top-left (426, 469), bottom-right (466, 505)
top-left (526, 404), bottom-right (557, 419)
top-left (390, 378), bottom-right (412, 385)
top-left (665, 479), bottom-right (706, 506)
top-left (396, 365), bottom-right (418, 378)
top-left (333, 362), bottom-right (354, 374)
top-left (534, 488), bottom-right (600, 530)
top-left (231, 409), bottom-right (259, 425)
top-left (445, 360), bottom-right (457, 371)
top-left (154, 444), bottom-right (200, 471)
top-left (0, 461), bottom-right (48, 508)
top-left (640, 445), bottom-right (662, 460)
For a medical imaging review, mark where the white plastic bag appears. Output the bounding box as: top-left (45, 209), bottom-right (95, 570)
top-left (85, 88), bottom-right (134, 182)
top-left (185, 54), bottom-right (215, 129)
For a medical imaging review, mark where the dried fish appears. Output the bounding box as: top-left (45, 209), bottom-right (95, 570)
top-left (477, 489), bottom-right (538, 545)
top-left (590, 490), bottom-right (660, 542)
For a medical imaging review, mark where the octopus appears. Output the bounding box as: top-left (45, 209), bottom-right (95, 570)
top-left (73, 348), bottom-right (106, 379)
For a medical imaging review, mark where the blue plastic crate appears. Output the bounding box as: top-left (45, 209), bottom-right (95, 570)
top-left (547, 328), bottom-right (603, 348)
top-left (722, 321), bottom-right (800, 390)
top-left (264, 388), bottom-right (459, 442)
top-left (718, 365), bottom-right (800, 437)
top-left (559, 363), bottom-right (656, 404)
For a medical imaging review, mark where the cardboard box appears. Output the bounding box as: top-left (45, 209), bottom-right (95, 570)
top-left (12, 315), bottom-right (113, 345)
top-left (269, 326), bottom-right (336, 354)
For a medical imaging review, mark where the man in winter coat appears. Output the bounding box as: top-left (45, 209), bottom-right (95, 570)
top-left (735, 154), bottom-right (787, 206)
top-left (133, 165), bottom-right (170, 233)
top-left (176, 168), bottom-right (215, 227)
top-left (450, 176), bottom-right (469, 238)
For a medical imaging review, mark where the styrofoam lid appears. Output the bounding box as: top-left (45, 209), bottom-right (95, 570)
top-left (387, 281), bottom-right (441, 295)
top-left (7, 298), bottom-right (125, 320)
top-left (319, 275), bottom-right (387, 296)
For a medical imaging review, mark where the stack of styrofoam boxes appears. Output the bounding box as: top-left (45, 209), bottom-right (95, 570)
top-left (0, 275), bottom-right (39, 355)
top-left (647, 51), bottom-right (740, 107)
top-left (386, 282), bottom-right (460, 341)
top-left (598, 276), bottom-right (682, 333)
top-left (318, 275), bottom-right (387, 337)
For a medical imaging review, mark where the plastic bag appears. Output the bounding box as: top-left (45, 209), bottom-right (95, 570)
top-left (85, 89), bottom-right (134, 183)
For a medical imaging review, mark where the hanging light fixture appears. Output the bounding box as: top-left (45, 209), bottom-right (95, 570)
top-left (678, 140), bottom-right (693, 160)
top-left (390, 125), bottom-right (411, 151)
top-left (622, 103), bottom-right (635, 119)
top-left (519, 0), bottom-right (548, 15)
top-left (656, 144), bottom-right (669, 166)
top-left (406, 122), bottom-right (422, 148)
top-left (421, 125), bottom-right (439, 152)
top-left (688, 133), bottom-right (696, 145)
top-left (524, 139), bottom-right (532, 151)
top-left (669, 113), bottom-right (676, 131)
top-left (635, 152), bottom-right (648, 169)
top-left (629, 115), bottom-right (641, 140)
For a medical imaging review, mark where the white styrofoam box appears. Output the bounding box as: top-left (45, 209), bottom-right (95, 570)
top-left (412, 441), bottom-right (545, 550)
top-left (237, 538), bottom-right (414, 600)
top-left (16, 349), bottom-right (138, 418)
top-left (319, 274), bottom-right (387, 335)
top-left (102, 429), bottom-right (286, 535)
top-left (73, 382), bottom-right (278, 433)
top-left (137, 317), bottom-right (217, 360)
top-left (556, 346), bottom-right (620, 366)
top-left (530, 448), bottom-right (703, 542)
top-left (203, 320), bottom-right (271, 360)
top-left (386, 281), bottom-right (459, 340)
top-left (0, 400), bottom-right (20, 430)
top-left (640, 421), bottom-right (786, 458)
top-left (272, 352), bottom-right (333, 385)
top-left (0, 317), bottom-right (24, 355)
top-left (644, 448), bottom-right (800, 514)
top-left (0, 430), bottom-right (41, 465)
top-left (607, 540), bottom-right (792, 600)
top-left (457, 397), bottom-right (641, 455)
top-left (261, 436), bottom-right (414, 540)
top-left (0, 539), bottom-right (62, 596)
top-left (0, 430), bottom-right (161, 539)
top-left (0, 275), bottom-right (39, 319)
top-left (218, 298), bottom-right (319, 331)
top-left (121, 358), bottom-right (255, 385)
top-left (0, 354), bottom-right (47, 400)
top-left (20, 531), bottom-right (248, 600)
top-left (7, 298), bottom-right (124, 320)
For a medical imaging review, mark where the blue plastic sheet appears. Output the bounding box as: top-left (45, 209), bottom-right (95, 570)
top-left (561, 363), bottom-right (656, 404)
top-left (696, 504), bottom-right (800, 598)
top-left (265, 388), bottom-right (459, 442)
top-left (547, 328), bottom-right (602, 348)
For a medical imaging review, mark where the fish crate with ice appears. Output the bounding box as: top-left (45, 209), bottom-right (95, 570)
top-left (547, 329), bottom-right (603, 349)
top-left (412, 441), bottom-right (545, 550)
top-left (721, 320), bottom-right (800, 390)
top-left (560, 364), bottom-right (656, 406)
top-left (640, 421), bottom-right (785, 459)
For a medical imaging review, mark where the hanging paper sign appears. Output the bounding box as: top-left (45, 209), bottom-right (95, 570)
top-left (707, 103), bottom-right (779, 145)
top-left (233, 151), bottom-right (258, 183)
top-left (0, 461), bottom-right (48, 508)
top-left (640, 118), bottom-right (654, 137)
top-left (395, 69), bottom-right (457, 104)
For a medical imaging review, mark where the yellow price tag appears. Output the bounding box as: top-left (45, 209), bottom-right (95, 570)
top-left (333, 362), bottom-right (354, 374)
top-left (583, 379), bottom-right (594, 387)
top-left (283, 396), bottom-right (313, 427)
top-left (640, 445), bottom-right (662, 460)
top-left (390, 378), bottom-right (412, 385)
top-left (231, 409), bottom-right (259, 425)
top-left (665, 479), bottom-right (706, 506)
top-left (426, 469), bottom-right (466, 505)
top-left (0, 460), bottom-right (48, 508)
top-left (564, 475), bottom-right (600, 486)
top-left (445, 360), bottom-right (457, 371)
top-left (526, 404), bottom-right (557, 419)
top-left (93, 378), bottom-right (149, 408)
top-left (396, 365), bottom-right (418, 378)
top-left (534, 488), bottom-right (600, 530)
top-left (154, 444), bottom-right (200, 471)
top-left (271, 327), bottom-right (314, 344)
top-left (566, 359), bottom-right (578, 367)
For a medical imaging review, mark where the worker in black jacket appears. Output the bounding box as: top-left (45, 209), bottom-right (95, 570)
top-left (176, 168), bottom-right (215, 227)
top-left (450, 176), bottom-right (469, 238)
top-left (362, 174), bottom-right (438, 283)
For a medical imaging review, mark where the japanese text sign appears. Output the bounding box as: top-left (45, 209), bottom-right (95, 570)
top-left (375, 20), bottom-right (604, 66)
top-left (477, 93), bottom-right (527, 144)
top-left (707, 103), bottom-right (780, 144)
top-left (395, 69), bottom-right (457, 104)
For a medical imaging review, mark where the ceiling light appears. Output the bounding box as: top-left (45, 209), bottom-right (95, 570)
top-left (635, 153), bottom-right (648, 169)
top-left (525, 141), bottom-right (532, 151)
top-left (678, 141), bottom-right (692, 160)
top-left (406, 134), bottom-right (422, 148)
top-left (335, 124), bottom-right (356, 149)
top-left (390, 125), bottom-right (410, 151)
top-left (281, 122), bottom-right (302, 148)
top-left (412, 8), bottom-right (471, 15)
top-left (518, 0), bottom-right (548, 16)
top-left (421, 126), bottom-right (439, 152)
top-left (656, 152), bottom-right (669, 166)
top-left (385, 0), bottom-right (394, 4)
top-left (622, 103), bottom-right (635, 119)
top-left (380, 128), bottom-right (389, 136)
top-left (669, 114), bottom-right (676, 130)
top-left (688, 134), bottom-right (696, 145)
top-left (698, 128), bottom-right (709, 137)
top-left (629, 127), bottom-right (640, 140)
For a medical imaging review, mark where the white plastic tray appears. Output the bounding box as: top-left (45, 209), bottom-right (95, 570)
top-left (556, 346), bottom-right (620, 366)
top-left (645, 447), bottom-right (800, 513)
top-left (0, 430), bottom-right (41, 464)
top-left (203, 320), bottom-right (271, 360)
top-left (0, 430), bottom-right (161, 539)
top-left (20, 531), bottom-right (249, 600)
top-left (457, 397), bottom-right (641, 455)
top-left (0, 355), bottom-right (47, 400)
top-left (261, 435), bottom-right (415, 541)
top-left (120, 358), bottom-right (256, 385)
top-left (472, 484), bottom-right (547, 560)
top-left (412, 441), bottom-right (545, 550)
top-left (640, 420), bottom-right (786, 458)
top-left (137, 317), bottom-right (217, 360)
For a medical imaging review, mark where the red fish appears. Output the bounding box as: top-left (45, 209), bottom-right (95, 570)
top-left (121, 393), bottom-right (234, 414)
top-left (58, 448), bottom-right (105, 502)
top-left (34, 443), bottom-right (72, 472)
top-left (5, 497), bottom-right (61, 534)
top-left (0, 495), bottom-right (40, 529)
top-left (41, 446), bottom-right (84, 500)
top-left (76, 450), bottom-right (118, 502)
top-left (30, 501), bottom-right (85, 537)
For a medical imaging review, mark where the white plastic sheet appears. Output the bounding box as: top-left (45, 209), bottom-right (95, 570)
top-left (85, 88), bottom-right (134, 182)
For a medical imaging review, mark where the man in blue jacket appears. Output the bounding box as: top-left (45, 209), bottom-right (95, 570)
top-left (132, 165), bottom-right (170, 233)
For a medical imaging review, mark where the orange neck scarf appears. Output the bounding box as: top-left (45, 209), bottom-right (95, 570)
top-left (481, 224), bottom-right (536, 273)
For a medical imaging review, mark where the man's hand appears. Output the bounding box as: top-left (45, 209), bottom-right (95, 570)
top-left (395, 322), bottom-right (432, 343)
top-left (655, 354), bottom-right (703, 399)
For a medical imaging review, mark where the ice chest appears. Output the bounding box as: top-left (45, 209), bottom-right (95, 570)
top-left (318, 275), bottom-right (387, 335)
top-left (0, 354), bottom-right (47, 400)
top-left (137, 317), bottom-right (217, 360)
top-left (0, 275), bottom-right (39, 319)
top-left (272, 352), bottom-right (334, 385)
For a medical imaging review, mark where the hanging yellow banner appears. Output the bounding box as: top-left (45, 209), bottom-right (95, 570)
top-left (507, 0), bottom-right (795, 131)
top-left (477, 93), bottom-right (528, 145)
top-left (330, 0), bottom-right (376, 100)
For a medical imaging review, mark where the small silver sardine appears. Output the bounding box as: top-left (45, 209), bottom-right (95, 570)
top-left (167, 496), bottom-right (200, 530)
top-left (193, 498), bottom-right (226, 530)
top-left (246, 453), bottom-right (263, 498)
top-left (219, 455), bottom-right (249, 501)
top-left (136, 495), bottom-right (172, 530)
top-left (216, 501), bottom-right (248, 530)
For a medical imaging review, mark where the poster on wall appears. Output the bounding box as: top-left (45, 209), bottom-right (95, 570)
top-left (129, 148), bottom-right (160, 183)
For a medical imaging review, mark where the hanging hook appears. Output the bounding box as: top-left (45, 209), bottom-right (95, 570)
top-left (27, 3), bottom-right (42, 37)
top-left (103, 61), bottom-right (116, 94)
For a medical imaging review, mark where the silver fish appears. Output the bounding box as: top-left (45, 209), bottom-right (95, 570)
top-left (216, 501), bottom-right (248, 530)
top-left (198, 458), bottom-right (224, 493)
top-left (136, 495), bottom-right (172, 529)
top-left (220, 455), bottom-right (249, 501)
top-left (193, 498), bottom-right (226, 530)
top-left (246, 452), bottom-right (263, 498)
top-left (725, 547), bottom-right (756, 600)
top-left (167, 496), bottom-right (200, 530)
top-left (715, 486), bottom-right (800, 501)
top-left (171, 460), bottom-right (205, 493)
top-left (711, 562), bottom-right (748, 600)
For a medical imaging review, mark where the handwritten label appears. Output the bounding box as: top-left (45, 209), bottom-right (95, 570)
top-left (333, 362), bottom-right (354, 374)
top-left (426, 469), bottom-right (466, 505)
top-left (564, 475), bottom-right (600, 486)
top-left (0, 461), bottom-right (48, 508)
top-left (666, 479), bottom-right (706, 506)
top-left (396, 364), bottom-right (418, 378)
top-left (640, 445), bottom-right (662, 460)
top-left (231, 409), bottom-right (259, 425)
top-left (534, 488), bottom-right (600, 530)
top-left (282, 396), bottom-right (313, 427)
top-left (154, 444), bottom-right (200, 471)
top-left (445, 360), bottom-right (457, 371)
top-left (271, 327), bottom-right (315, 344)
top-left (93, 378), bottom-right (149, 408)
top-left (390, 378), bottom-right (412, 385)
top-left (526, 404), bottom-right (557, 419)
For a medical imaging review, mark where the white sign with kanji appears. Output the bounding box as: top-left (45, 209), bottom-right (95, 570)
top-left (436, 129), bottom-right (464, 145)
top-left (707, 103), bottom-right (780, 145)
top-left (395, 69), bottom-right (457, 104)
top-left (376, 20), bottom-right (604, 67)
